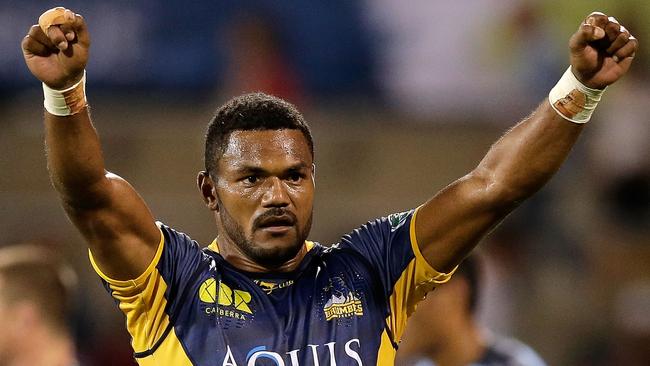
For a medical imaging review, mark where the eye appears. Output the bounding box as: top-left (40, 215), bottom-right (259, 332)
top-left (244, 175), bottom-right (258, 184)
top-left (288, 172), bottom-right (303, 182)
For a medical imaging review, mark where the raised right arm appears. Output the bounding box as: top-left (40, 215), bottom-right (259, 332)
top-left (22, 7), bottom-right (159, 280)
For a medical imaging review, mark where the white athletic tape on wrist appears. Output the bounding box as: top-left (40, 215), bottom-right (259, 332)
top-left (549, 66), bottom-right (605, 124)
top-left (42, 71), bottom-right (87, 116)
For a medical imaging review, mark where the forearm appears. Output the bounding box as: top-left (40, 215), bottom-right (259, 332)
top-left (473, 101), bottom-right (583, 205)
top-left (416, 102), bottom-right (584, 271)
top-left (44, 107), bottom-right (111, 208)
top-left (413, 12), bottom-right (636, 272)
top-left (24, 7), bottom-right (161, 281)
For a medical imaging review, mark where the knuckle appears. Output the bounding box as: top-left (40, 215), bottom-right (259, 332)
top-left (617, 47), bottom-right (633, 58)
top-left (588, 11), bottom-right (606, 18)
top-left (48, 26), bottom-right (62, 37)
top-left (578, 24), bottom-right (594, 37)
top-left (28, 24), bottom-right (42, 36)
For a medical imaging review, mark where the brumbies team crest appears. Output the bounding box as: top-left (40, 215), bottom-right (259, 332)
top-left (322, 276), bottom-right (364, 321)
top-left (199, 277), bottom-right (253, 322)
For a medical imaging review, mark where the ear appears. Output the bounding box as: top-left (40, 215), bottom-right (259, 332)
top-left (197, 171), bottom-right (219, 211)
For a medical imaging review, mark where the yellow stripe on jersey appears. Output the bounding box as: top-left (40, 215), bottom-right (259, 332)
top-left (88, 226), bottom-right (193, 365)
top-left (134, 328), bottom-right (193, 366)
top-left (208, 238), bottom-right (219, 253)
top-left (376, 206), bottom-right (457, 364)
top-left (376, 329), bottom-right (398, 365)
top-left (88, 226), bottom-right (165, 286)
top-left (305, 240), bottom-right (315, 251)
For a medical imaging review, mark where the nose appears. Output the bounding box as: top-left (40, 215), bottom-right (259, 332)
top-left (261, 177), bottom-right (290, 208)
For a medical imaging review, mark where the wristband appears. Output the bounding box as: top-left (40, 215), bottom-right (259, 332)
top-left (42, 71), bottom-right (87, 116)
top-left (548, 66), bottom-right (605, 124)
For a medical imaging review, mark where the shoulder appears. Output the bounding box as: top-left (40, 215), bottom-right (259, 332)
top-left (155, 221), bottom-right (209, 270)
top-left (339, 209), bottom-right (416, 246)
top-left (157, 221), bottom-right (195, 242)
top-left (156, 222), bottom-right (203, 250)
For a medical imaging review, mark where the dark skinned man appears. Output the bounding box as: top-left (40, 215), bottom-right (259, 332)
top-left (21, 7), bottom-right (638, 366)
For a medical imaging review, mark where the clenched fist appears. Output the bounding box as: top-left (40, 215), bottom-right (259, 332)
top-left (21, 7), bottom-right (90, 90)
top-left (570, 12), bottom-right (639, 89)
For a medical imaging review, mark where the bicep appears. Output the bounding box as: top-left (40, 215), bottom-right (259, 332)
top-left (415, 103), bottom-right (583, 272)
top-left (415, 169), bottom-right (516, 272)
top-left (64, 172), bottom-right (160, 280)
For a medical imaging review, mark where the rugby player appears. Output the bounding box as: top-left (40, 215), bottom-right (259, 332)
top-left (21, 7), bottom-right (637, 366)
top-left (0, 244), bottom-right (78, 366)
top-left (396, 254), bottom-right (547, 366)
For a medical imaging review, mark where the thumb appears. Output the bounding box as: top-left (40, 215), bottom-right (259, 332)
top-left (38, 8), bottom-right (90, 50)
top-left (39, 7), bottom-right (68, 50)
top-left (570, 22), bottom-right (606, 52)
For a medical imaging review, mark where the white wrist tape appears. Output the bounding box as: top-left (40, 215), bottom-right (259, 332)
top-left (549, 66), bottom-right (605, 124)
top-left (42, 71), bottom-right (87, 116)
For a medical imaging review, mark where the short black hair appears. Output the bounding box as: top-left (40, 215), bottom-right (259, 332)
top-left (204, 92), bottom-right (314, 177)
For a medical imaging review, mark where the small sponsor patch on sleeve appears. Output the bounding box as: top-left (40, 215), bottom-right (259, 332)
top-left (387, 211), bottom-right (410, 231)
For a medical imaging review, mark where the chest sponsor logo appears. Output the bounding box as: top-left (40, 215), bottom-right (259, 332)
top-left (221, 338), bottom-right (363, 366)
top-left (199, 278), bottom-right (252, 319)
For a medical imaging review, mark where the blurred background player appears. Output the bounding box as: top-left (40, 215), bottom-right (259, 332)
top-left (396, 254), bottom-right (546, 366)
top-left (0, 244), bottom-right (79, 366)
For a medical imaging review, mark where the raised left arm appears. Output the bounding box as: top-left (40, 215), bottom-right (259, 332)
top-left (415, 12), bottom-right (639, 272)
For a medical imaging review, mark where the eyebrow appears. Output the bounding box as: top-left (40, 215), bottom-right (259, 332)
top-left (234, 162), bottom-right (311, 175)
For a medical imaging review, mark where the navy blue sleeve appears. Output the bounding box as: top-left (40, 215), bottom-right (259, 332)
top-left (338, 208), bottom-right (455, 340)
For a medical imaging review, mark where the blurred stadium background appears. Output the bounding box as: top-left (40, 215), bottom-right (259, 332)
top-left (1, 1), bottom-right (649, 365)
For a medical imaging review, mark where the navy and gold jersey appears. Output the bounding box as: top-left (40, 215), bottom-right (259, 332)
top-left (90, 208), bottom-right (454, 365)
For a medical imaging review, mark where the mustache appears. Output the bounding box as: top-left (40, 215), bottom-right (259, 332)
top-left (253, 208), bottom-right (297, 229)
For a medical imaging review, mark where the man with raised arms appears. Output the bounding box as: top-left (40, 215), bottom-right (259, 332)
top-left (21, 7), bottom-right (638, 366)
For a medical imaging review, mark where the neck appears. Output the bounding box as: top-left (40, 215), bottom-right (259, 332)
top-left (215, 236), bottom-right (310, 273)
top-left (8, 326), bottom-right (76, 366)
top-left (424, 318), bottom-right (486, 366)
